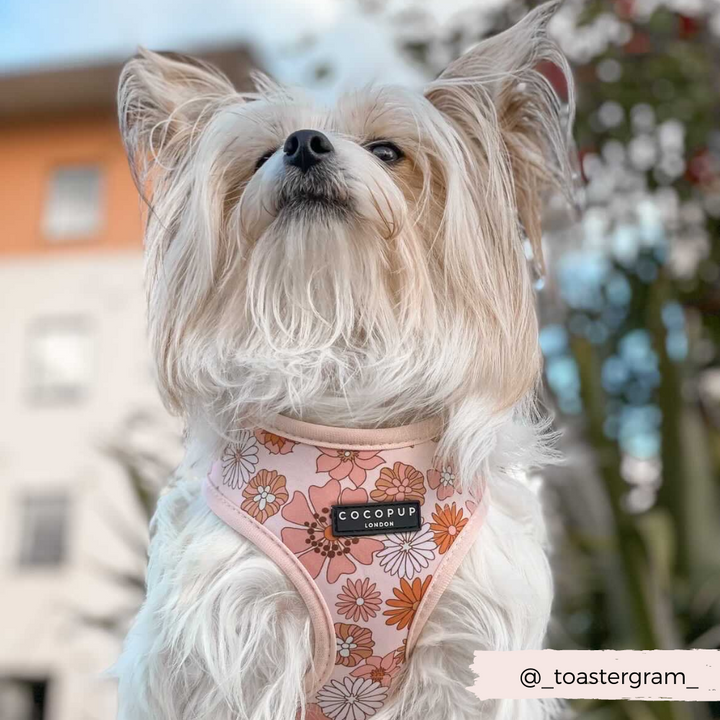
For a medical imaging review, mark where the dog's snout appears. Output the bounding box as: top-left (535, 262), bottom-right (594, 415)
top-left (283, 129), bottom-right (334, 173)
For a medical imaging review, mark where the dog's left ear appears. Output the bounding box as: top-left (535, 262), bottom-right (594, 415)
top-left (425, 1), bottom-right (575, 275)
top-left (118, 48), bottom-right (237, 193)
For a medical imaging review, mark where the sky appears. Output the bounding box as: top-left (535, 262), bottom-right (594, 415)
top-left (3, 0), bottom-right (714, 89)
top-left (0, 0), bottom-right (465, 96)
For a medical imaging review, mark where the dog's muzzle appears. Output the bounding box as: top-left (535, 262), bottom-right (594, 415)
top-left (277, 166), bottom-right (348, 215)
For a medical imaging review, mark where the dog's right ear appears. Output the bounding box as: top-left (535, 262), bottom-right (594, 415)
top-left (118, 48), bottom-right (236, 191)
top-left (425, 1), bottom-right (575, 278)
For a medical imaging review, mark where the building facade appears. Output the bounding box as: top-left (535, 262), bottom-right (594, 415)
top-left (0, 48), bottom-right (253, 720)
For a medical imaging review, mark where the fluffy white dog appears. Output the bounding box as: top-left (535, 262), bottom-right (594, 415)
top-left (114, 3), bottom-right (575, 719)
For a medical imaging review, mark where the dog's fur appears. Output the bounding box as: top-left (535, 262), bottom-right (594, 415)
top-left (114, 4), bottom-right (575, 719)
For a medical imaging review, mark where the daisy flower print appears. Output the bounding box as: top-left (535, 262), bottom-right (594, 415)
top-left (383, 576), bottom-right (432, 630)
top-left (221, 430), bottom-right (259, 489)
top-left (430, 502), bottom-right (469, 554)
top-left (336, 578), bottom-right (382, 623)
top-left (376, 526), bottom-right (436, 579)
top-left (316, 677), bottom-right (387, 720)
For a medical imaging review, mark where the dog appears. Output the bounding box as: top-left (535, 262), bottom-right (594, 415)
top-left (114, 3), bottom-right (575, 719)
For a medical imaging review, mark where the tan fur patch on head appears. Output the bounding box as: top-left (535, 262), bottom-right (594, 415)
top-left (118, 2), bottom-right (575, 432)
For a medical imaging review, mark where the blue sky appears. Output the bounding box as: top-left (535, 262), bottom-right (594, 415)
top-left (0, 0), bottom-right (440, 95)
top-left (0, 0), bottom-right (329, 69)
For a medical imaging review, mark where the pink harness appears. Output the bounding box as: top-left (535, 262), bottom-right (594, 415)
top-left (203, 415), bottom-right (487, 720)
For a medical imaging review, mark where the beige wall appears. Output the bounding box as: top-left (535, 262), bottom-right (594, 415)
top-left (0, 49), bottom-right (253, 719)
top-left (0, 109), bottom-right (168, 720)
top-left (0, 253), bottom-right (167, 720)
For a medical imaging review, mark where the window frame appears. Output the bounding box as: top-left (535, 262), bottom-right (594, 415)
top-left (25, 316), bottom-right (95, 406)
top-left (17, 492), bottom-right (71, 569)
top-left (42, 163), bottom-right (105, 244)
top-left (0, 677), bottom-right (49, 720)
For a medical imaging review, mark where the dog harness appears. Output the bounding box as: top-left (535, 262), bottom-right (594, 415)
top-left (203, 415), bottom-right (487, 720)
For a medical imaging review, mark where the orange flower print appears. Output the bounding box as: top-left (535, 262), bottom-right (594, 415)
top-left (430, 503), bottom-right (469, 554)
top-left (370, 462), bottom-right (426, 505)
top-left (427, 463), bottom-right (457, 501)
top-left (335, 622), bottom-right (375, 667)
top-left (281, 480), bottom-right (384, 584)
top-left (240, 469), bottom-right (288, 523)
top-left (394, 639), bottom-right (407, 665)
top-left (336, 578), bottom-right (382, 623)
top-left (316, 448), bottom-right (385, 487)
top-left (350, 650), bottom-right (401, 688)
top-left (254, 429), bottom-right (296, 455)
top-left (383, 576), bottom-right (431, 630)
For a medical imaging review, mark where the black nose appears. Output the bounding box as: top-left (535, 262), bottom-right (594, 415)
top-left (283, 129), bottom-right (334, 173)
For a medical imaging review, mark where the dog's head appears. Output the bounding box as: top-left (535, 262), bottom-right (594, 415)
top-left (119, 2), bottom-right (575, 430)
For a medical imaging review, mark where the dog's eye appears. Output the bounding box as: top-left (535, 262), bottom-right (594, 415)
top-left (368, 142), bottom-right (403, 164)
top-left (254, 149), bottom-right (275, 172)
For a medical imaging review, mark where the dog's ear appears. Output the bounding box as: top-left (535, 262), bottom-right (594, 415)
top-left (425, 1), bottom-right (575, 276)
top-left (118, 48), bottom-right (236, 191)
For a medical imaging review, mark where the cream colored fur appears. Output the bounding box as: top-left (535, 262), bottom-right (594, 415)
top-left (114, 3), bottom-right (575, 719)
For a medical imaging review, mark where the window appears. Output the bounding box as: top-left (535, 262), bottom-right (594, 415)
top-left (43, 165), bottom-right (104, 241)
top-left (0, 679), bottom-right (48, 720)
top-left (19, 494), bottom-right (70, 568)
top-left (27, 317), bottom-right (94, 404)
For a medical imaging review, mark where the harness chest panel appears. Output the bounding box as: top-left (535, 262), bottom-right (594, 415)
top-left (203, 417), bottom-right (486, 720)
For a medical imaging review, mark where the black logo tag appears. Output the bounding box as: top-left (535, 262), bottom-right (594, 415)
top-left (331, 501), bottom-right (422, 537)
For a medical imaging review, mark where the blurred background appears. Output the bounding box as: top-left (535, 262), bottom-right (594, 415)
top-left (0, 1), bottom-right (718, 719)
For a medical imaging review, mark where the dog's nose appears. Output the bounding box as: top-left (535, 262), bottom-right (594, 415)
top-left (283, 129), bottom-right (334, 173)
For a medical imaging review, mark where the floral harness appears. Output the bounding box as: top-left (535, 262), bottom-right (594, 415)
top-left (203, 415), bottom-right (486, 720)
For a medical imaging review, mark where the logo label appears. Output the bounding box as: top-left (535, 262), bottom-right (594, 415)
top-left (331, 501), bottom-right (422, 536)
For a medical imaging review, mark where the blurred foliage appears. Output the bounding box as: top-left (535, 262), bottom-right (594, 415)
top-left (82, 411), bottom-right (179, 638)
top-left (387, 1), bottom-right (720, 719)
